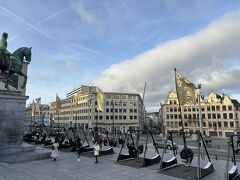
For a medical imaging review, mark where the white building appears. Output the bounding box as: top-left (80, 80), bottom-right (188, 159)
top-left (50, 85), bottom-right (144, 133)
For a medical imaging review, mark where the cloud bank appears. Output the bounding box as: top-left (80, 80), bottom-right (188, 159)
top-left (93, 11), bottom-right (240, 111)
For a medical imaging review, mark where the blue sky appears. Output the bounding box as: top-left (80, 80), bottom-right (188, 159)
top-left (1, 0), bottom-right (240, 111)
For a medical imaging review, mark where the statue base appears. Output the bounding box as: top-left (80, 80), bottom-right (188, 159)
top-left (0, 93), bottom-right (51, 163)
top-left (0, 143), bottom-right (51, 164)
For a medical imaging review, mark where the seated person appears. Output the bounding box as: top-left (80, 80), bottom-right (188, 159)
top-left (128, 143), bottom-right (137, 157)
top-left (137, 144), bottom-right (144, 154)
top-left (180, 145), bottom-right (194, 166)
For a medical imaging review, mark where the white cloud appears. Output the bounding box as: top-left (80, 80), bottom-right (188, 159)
top-left (92, 11), bottom-right (240, 111)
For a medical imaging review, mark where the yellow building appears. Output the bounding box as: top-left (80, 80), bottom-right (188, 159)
top-left (161, 90), bottom-right (240, 138)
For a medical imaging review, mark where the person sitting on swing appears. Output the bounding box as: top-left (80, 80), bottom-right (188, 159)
top-left (128, 143), bottom-right (137, 157)
top-left (180, 144), bottom-right (194, 166)
top-left (137, 144), bottom-right (144, 154)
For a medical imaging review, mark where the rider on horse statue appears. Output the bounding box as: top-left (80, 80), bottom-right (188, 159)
top-left (0, 32), bottom-right (13, 71)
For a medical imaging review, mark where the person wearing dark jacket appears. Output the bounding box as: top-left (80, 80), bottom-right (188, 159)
top-left (180, 145), bottom-right (194, 166)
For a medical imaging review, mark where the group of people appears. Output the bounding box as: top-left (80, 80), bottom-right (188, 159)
top-left (50, 137), bottom-right (100, 164)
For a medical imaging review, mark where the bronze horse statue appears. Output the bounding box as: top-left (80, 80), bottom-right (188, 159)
top-left (0, 47), bottom-right (32, 90)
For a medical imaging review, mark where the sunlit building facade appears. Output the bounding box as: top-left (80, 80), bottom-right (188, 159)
top-left (50, 85), bottom-right (144, 133)
top-left (162, 90), bottom-right (240, 138)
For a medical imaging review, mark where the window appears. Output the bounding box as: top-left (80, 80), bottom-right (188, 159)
top-left (211, 106), bottom-right (215, 111)
top-left (218, 122), bottom-right (222, 127)
top-left (222, 106), bottom-right (226, 111)
top-left (203, 122), bottom-right (206, 127)
top-left (123, 116), bottom-right (126, 120)
top-left (230, 122), bottom-right (234, 127)
top-left (119, 115), bottom-right (122, 120)
top-left (223, 113), bottom-right (227, 119)
top-left (207, 106), bottom-right (211, 111)
top-left (130, 109), bottom-right (133, 113)
top-left (224, 122), bottom-right (228, 127)
top-left (228, 105), bottom-right (232, 111)
top-left (123, 109), bottom-right (126, 113)
top-left (208, 114), bottom-right (211, 119)
top-left (216, 106), bottom-right (220, 111)
top-left (106, 116), bottom-right (109, 120)
top-left (106, 109), bottom-right (109, 113)
top-left (134, 116), bottom-right (137, 119)
top-left (130, 116), bottom-right (133, 120)
top-left (208, 122), bottom-right (212, 127)
top-left (217, 114), bottom-right (221, 119)
top-left (202, 114), bottom-right (205, 119)
top-left (229, 113), bottom-right (233, 119)
top-left (212, 114), bottom-right (216, 119)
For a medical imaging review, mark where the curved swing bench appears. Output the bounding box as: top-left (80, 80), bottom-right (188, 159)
top-left (227, 165), bottom-right (238, 180)
top-left (117, 153), bottom-right (135, 161)
top-left (99, 147), bottom-right (114, 156)
top-left (143, 154), bottom-right (161, 167)
top-left (200, 162), bottom-right (215, 178)
top-left (160, 156), bottom-right (178, 170)
top-left (81, 146), bottom-right (94, 152)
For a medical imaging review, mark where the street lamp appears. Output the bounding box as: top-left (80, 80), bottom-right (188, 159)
top-left (112, 99), bottom-right (115, 136)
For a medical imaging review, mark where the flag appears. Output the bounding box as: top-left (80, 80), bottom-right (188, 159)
top-left (175, 68), bottom-right (196, 106)
top-left (56, 94), bottom-right (61, 113)
top-left (31, 100), bottom-right (36, 117)
top-left (35, 97), bottom-right (41, 113)
top-left (74, 92), bottom-right (80, 105)
top-left (97, 87), bottom-right (104, 112)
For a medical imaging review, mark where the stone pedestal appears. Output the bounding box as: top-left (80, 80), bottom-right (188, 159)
top-left (0, 93), bottom-right (50, 163)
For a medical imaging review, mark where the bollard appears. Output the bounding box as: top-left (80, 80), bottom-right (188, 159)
top-left (215, 154), bottom-right (218, 160)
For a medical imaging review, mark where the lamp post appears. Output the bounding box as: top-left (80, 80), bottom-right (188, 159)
top-left (87, 97), bottom-right (92, 137)
top-left (112, 99), bottom-right (115, 136)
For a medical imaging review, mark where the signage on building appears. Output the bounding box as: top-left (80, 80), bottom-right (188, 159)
top-left (44, 115), bottom-right (50, 126)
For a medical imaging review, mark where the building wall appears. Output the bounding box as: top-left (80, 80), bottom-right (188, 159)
top-left (50, 85), bottom-right (144, 133)
top-left (25, 104), bottom-right (50, 125)
top-left (162, 90), bottom-right (240, 138)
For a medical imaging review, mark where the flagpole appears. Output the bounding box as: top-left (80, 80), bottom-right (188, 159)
top-left (179, 105), bottom-right (187, 145)
top-left (197, 84), bottom-right (203, 135)
top-left (174, 68), bottom-right (187, 145)
top-left (58, 112), bottom-right (60, 128)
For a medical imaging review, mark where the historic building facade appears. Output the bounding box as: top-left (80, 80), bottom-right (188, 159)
top-left (25, 104), bottom-right (50, 125)
top-left (50, 85), bottom-right (144, 133)
top-left (161, 90), bottom-right (240, 138)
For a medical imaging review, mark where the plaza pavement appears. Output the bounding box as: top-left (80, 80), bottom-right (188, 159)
top-left (0, 145), bottom-right (237, 180)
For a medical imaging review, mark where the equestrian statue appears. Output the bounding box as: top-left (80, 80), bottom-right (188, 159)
top-left (0, 32), bottom-right (32, 90)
